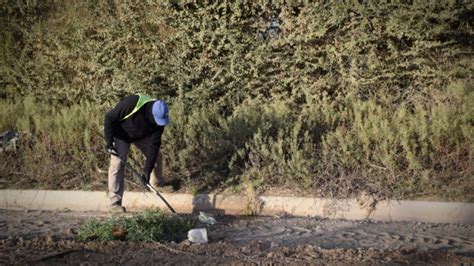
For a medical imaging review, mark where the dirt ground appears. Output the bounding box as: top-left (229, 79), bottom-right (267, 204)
top-left (0, 208), bottom-right (473, 265)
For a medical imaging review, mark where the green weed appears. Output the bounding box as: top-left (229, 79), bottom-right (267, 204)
top-left (77, 209), bottom-right (193, 242)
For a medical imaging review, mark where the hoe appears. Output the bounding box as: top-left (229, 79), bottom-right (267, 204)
top-left (113, 153), bottom-right (176, 213)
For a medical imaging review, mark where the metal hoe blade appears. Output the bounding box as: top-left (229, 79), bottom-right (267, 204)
top-left (146, 183), bottom-right (176, 213)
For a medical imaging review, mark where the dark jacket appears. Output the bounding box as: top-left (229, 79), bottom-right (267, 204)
top-left (104, 95), bottom-right (164, 176)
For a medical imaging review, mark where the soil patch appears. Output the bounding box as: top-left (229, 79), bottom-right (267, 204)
top-left (1, 209), bottom-right (473, 264)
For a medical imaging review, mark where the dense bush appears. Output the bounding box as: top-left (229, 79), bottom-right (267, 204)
top-left (1, 1), bottom-right (472, 201)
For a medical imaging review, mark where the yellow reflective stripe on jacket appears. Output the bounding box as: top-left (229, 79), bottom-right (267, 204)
top-left (121, 94), bottom-right (155, 121)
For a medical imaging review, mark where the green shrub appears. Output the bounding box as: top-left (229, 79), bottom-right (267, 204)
top-left (0, 97), bottom-right (108, 190)
top-left (0, 1), bottom-right (472, 201)
top-left (77, 209), bottom-right (193, 242)
top-left (320, 81), bottom-right (473, 201)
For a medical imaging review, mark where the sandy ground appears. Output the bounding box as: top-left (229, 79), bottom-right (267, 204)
top-left (0, 208), bottom-right (473, 265)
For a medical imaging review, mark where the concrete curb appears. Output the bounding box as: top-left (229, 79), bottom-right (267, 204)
top-left (1, 190), bottom-right (473, 224)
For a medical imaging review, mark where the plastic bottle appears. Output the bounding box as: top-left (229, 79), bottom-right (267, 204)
top-left (187, 228), bottom-right (208, 244)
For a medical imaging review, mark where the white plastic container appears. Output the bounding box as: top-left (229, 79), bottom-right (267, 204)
top-left (187, 228), bottom-right (208, 244)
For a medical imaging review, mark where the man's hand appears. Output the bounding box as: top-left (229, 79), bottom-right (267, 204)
top-left (107, 144), bottom-right (119, 157)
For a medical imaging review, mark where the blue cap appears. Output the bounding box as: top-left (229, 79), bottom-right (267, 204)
top-left (152, 100), bottom-right (170, 126)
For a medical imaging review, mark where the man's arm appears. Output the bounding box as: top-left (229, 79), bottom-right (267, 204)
top-left (142, 126), bottom-right (164, 179)
top-left (104, 95), bottom-right (138, 147)
top-left (104, 111), bottom-right (118, 148)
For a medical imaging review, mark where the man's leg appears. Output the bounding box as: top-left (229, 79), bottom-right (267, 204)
top-left (108, 138), bottom-right (130, 206)
top-left (134, 138), bottom-right (164, 189)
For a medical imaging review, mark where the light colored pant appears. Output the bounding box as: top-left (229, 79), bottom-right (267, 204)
top-left (108, 137), bottom-right (163, 206)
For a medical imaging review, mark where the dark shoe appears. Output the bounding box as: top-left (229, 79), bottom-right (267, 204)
top-left (109, 204), bottom-right (126, 213)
